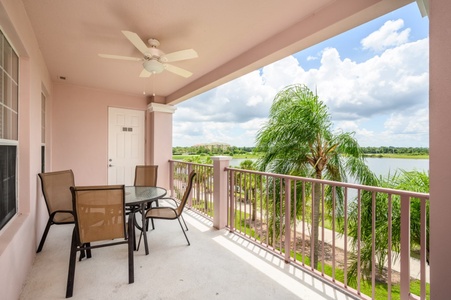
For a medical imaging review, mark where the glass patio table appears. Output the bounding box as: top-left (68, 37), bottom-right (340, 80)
top-left (125, 186), bottom-right (167, 255)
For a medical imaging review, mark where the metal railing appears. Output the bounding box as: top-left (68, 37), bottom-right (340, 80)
top-left (169, 159), bottom-right (429, 300)
top-left (169, 160), bottom-right (214, 219)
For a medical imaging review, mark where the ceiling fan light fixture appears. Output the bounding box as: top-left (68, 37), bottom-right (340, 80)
top-left (143, 60), bottom-right (165, 74)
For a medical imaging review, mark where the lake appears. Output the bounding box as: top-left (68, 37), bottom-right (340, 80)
top-left (230, 157), bottom-right (429, 178)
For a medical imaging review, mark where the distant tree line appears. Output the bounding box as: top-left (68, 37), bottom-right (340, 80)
top-left (360, 146), bottom-right (429, 155)
top-left (173, 145), bottom-right (254, 156)
top-left (173, 145), bottom-right (428, 156)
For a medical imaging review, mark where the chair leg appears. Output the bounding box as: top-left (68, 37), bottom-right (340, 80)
top-left (86, 243), bottom-right (92, 258)
top-left (136, 229), bottom-right (143, 251)
top-left (66, 230), bottom-right (78, 298)
top-left (128, 219), bottom-right (134, 284)
top-left (180, 214), bottom-right (188, 231)
top-left (177, 217), bottom-right (190, 246)
top-left (149, 218), bottom-right (155, 230)
top-left (129, 212), bottom-right (138, 250)
top-left (148, 201), bottom-right (158, 231)
top-left (79, 249), bottom-right (85, 261)
top-left (79, 243), bottom-right (92, 261)
top-left (144, 204), bottom-right (155, 231)
top-left (36, 218), bottom-right (53, 253)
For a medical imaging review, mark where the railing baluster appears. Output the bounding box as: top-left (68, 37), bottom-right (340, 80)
top-left (400, 194), bottom-right (411, 300)
top-left (285, 179), bottom-right (291, 263)
top-left (311, 182), bottom-right (315, 270)
top-left (260, 173), bottom-right (264, 245)
top-left (344, 187), bottom-right (348, 288)
top-left (321, 182), bottom-right (325, 275)
top-left (302, 181), bottom-right (306, 266)
top-left (265, 174), bottom-right (269, 247)
top-left (293, 180), bottom-right (297, 263)
top-left (372, 191), bottom-right (376, 300)
top-left (357, 189), bottom-right (361, 295)
top-left (229, 170), bottom-right (235, 231)
top-left (332, 185), bottom-right (336, 281)
top-left (420, 197), bottom-right (426, 300)
top-left (279, 178), bottom-right (283, 254)
top-left (388, 194), bottom-right (393, 300)
top-left (272, 177), bottom-right (276, 250)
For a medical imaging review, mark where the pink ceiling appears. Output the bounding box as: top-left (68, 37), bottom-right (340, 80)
top-left (22, 0), bottom-right (412, 105)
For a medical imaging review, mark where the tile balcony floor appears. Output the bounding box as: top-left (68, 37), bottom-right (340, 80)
top-left (20, 204), bottom-right (358, 300)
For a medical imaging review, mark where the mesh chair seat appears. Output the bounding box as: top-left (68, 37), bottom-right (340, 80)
top-left (145, 207), bottom-right (178, 219)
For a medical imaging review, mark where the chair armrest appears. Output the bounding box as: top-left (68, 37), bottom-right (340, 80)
top-left (160, 196), bottom-right (179, 207)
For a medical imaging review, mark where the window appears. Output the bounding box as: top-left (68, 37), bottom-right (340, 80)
top-left (0, 30), bottom-right (19, 230)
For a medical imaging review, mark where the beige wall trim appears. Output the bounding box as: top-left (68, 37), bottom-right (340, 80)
top-left (147, 102), bottom-right (177, 114)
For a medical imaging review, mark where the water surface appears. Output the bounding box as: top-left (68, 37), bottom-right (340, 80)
top-left (230, 157), bottom-right (429, 178)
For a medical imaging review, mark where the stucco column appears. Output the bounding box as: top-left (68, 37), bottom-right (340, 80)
top-left (430, 0), bottom-right (451, 298)
top-left (212, 156), bottom-right (231, 229)
top-left (147, 103), bottom-right (176, 190)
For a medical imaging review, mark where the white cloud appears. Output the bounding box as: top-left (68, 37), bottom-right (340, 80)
top-left (173, 21), bottom-right (429, 147)
top-left (308, 38), bottom-right (429, 121)
top-left (361, 19), bottom-right (411, 52)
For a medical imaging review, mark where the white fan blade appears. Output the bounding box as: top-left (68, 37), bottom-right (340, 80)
top-left (164, 49), bottom-right (198, 62)
top-left (164, 64), bottom-right (193, 78)
top-left (98, 54), bottom-right (141, 61)
top-left (139, 68), bottom-right (152, 78)
top-left (121, 30), bottom-right (149, 55)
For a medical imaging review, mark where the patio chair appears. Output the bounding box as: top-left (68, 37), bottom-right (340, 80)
top-left (66, 185), bottom-right (134, 298)
top-left (134, 165), bottom-right (158, 187)
top-left (132, 165), bottom-right (158, 231)
top-left (144, 171), bottom-right (196, 246)
top-left (37, 169), bottom-right (75, 253)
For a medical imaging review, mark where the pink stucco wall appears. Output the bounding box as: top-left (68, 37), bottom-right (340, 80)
top-left (429, 0), bottom-right (451, 298)
top-left (52, 83), bottom-right (148, 185)
top-left (0, 1), bottom-right (53, 299)
top-left (147, 104), bottom-right (175, 190)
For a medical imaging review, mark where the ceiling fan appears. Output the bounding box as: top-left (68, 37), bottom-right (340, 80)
top-left (98, 30), bottom-right (198, 78)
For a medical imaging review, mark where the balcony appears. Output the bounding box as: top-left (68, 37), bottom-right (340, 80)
top-left (20, 158), bottom-right (429, 300)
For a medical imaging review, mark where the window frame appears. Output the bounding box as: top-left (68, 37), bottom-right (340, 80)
top-left (0, 29), bottom-right (19, 231)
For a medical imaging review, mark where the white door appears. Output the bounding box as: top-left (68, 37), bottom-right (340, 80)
top-left (108, 107), bottom-right (145, 185)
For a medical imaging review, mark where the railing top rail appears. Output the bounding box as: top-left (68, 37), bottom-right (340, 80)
top-left (169, 159), bottom-right (213, 168)
top-left (226, 166), bottom-right (430, 200)
top-left (169, 160), bottom-right (429, 199)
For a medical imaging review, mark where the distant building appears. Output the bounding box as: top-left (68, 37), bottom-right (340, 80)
top-left (193, 142), bottom-right (231, 152)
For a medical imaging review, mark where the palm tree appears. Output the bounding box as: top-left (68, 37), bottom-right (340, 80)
top-left (347, 169), bottom-right (430, 282)
top-left (255, 84), bottom-right (375, 268)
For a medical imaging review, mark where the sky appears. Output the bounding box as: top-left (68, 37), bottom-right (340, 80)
top-left (173, 3), bottom-right (429, 148)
